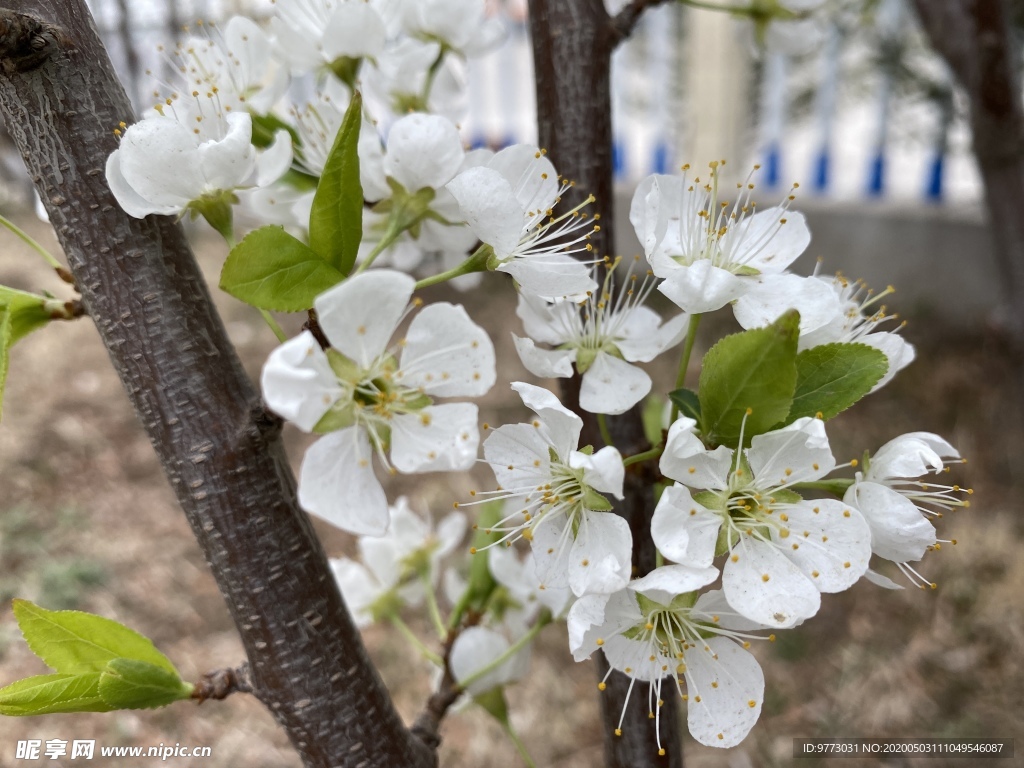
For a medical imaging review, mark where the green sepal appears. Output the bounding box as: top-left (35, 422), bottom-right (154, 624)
top-left (12, 599), bottom-right (178, 676)
top-left (0, 673), bottom-right (112, 716)
top-left (785, 342), bottom-right (888, 423)
top-left (473, 685), bottom-right (510, 721)
top-left (698, 310), bottom-right (799, 448)
top-left (668, 388), bottom-right (701, 422)
top-left (311, 403), bottom-right (356, 434)
top-left (250, 112), bottom-right (300, 150)
top-left (581, 486), bottom-right (613, 512)
top-left (220, 226), bottom-right (345, 312)
top-left (308, 90), bottom-right (364, 275)
top-left (187, 191), bottom-right (236, 244)
top-left (575, 346), bottom-right (598, 373)
top-left (97, 658), bottom-right (193, 710)
top-left (327, 348), bottom-right (361, 381)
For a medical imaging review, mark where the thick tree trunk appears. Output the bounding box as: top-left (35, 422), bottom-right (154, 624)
top-left (528, 2), bottom-right (683, 766)
top-left (912, 0), bottom-right (1024, 343)
top-left (0, 5), bottom-right (434, 767)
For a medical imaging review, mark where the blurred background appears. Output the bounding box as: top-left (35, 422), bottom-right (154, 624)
top-left (0, 1), bottom-right (1021, 766)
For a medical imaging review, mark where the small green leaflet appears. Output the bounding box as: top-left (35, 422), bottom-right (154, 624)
top-left (668, 388), bottom-right (701, 422)
top-left (220, 226), bottom-right (346, 312)
top-left (308, 90), bottom-right (364, 276)
top-left (0, 600), bottom-right (192, 716)
top-left (97, 659), bottom-right (193, 710)
top-left (786, 342), bottom-right (888, 423)
top-left (0, 289), bottom-right (53, 420)
top-left (698, 310), bottom-right (799, 448)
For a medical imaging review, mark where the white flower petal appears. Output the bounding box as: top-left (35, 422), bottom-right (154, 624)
top-left (615, 308), bottom-right (690, 363)
top-left (446, 166), bottom-right (524, 257)
top-left (778, 500), bottom-right (872, 592)
top-left (331, 557), bottom-right (380, 627)
top-left (684, 638), bottom-right (764, 749)
top-left (298, 427), bottom-right (390, 535)
top-left (692, 590), bottom-right (770, 631)
top-left (498, 256), bottom-right (598, 302)
top-left (515, 291), bottom-right (573, 346)
top-left (486, 144), bottom-right (559, 218)
top-left (567, 512), bottom-right (632, 597)
top-left (651, 484), bottom-right (722, 567)
top-left (390, 403), bottom-right (479, 472)
top-left (723, 537), bottom-right (820, 628)
top-left (863, 332), bottom-right (915, 392)
top-left (483, 422), bottom-right (551, 491)
top-left (512, 335), bottom-right (576, 379)
top-left (869, 431), bottom-right (957, 479)
top-left (579, 352), bottom-right (652, 415)
top-left (399, 302), bottom-right (496, 397)
top-left (106, 148), bottom-right (181, 218)
top-left (844, 481), bottom-right (936, 563)
top-left (255, 129), bottom-right (294, 188)
top-left (570, 445), bottom-right (625, 499)
top-left (721, 207), bottom-right (810, 273)
top-left (314, 270), bottom-right (414, 367)
top-left (660, 418), bottom-right (734, 489)
top-left (658, 261), bottom-right (747, 314)
top-left (261, 331), bottom-right (343, 432)
top-left (733, 272), bottom-right (840, 334)
top-left (747, 417), bottom-right (835, 486)
top-left (630, 564), bottom-right (719, 606)
top-left (863, 568), bottom-right (905, 590)
top-left (567, 590), bottom-right (640, 661)
top-left (196, 111), bottom-right (258, 193)
top-left (323, 2), bottom-right (386, 60)
top-left (512, 382), bottom-right (583, 459)
top-left (116, 117), bottom-right (206, 209)
top-left (384, 113), bottom-right (464, 192)
top-left (450, 626), bottom-right (527, 696)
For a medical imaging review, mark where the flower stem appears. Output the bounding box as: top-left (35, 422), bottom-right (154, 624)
top-left (447, 586), bottom-right (473, 632)
top-left (414, 246), bottom-right (490, 290)
top-left (670, 313), bottom-right (702, 423)
top-left (623, 444), bottom-right (663, 467)
top-left (597, 413), bottom-right (614, 448)
top-left (0, 213), bottom-right (63, 270)
top-left (420, 573), bottom-right (449, 642)
top-left (389, 615), bottom-right (444, 666)
top-left (503, 721), bottom-right (538, 768)
top-left (354, 219), bottom-right (404, 275)
top-left (260, 310), bottom-right (288, 343)
top-left (457, 613), bottom-right (551, 691)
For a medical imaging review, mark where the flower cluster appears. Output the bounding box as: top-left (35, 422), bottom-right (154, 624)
top-left (102, 0), bottom-right (971, 758)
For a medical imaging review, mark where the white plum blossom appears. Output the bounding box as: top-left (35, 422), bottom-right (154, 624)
top-left (568, 569), bottom-right (767, 749)
top-left (655, 416), bottom-right (872, 628)
top-left (513, 259), bottom-right (689, 415)
top-left (488, 546), bottom-right (574, 632)
top-left (171, 17), bottom-right (289, 115)
top-left (449, 625), bottom-right (531, 697)
top-left (400, 0), bottom-right (505, 57)
top-left (106, 104), bottom-right (292, 224)
top-left (331, 497), bottom-right (467, 626)
top-left (464, 382), bottom-right (631, 597)
top-left (844, 432), bottom-right (968, 589)
top-left (362, 37), bottom-right (468, 121)
top-left (260, 270), bottom-right (495, 535)
top-left (447, 144), bottom-right (599, 300)
top-left (271, 0), bottom-right (388, 76)
top-left (629, 162), bottom-right (811, 314)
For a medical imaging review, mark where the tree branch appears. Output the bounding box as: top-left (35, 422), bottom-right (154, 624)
top-left (528, 2), bottom-right (683, 766)
top-left (912, 0), bottom-right (1024, 342)
top-left (609, 0), bottom-right (674, 46)
top-left (0, 5), bottom-right (435, 766)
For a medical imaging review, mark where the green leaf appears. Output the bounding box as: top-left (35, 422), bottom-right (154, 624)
top-left (98, 658), bottom-right (193, 710)
top-left (668, 388), bottom-right (701, 422)
top-left (698, 310), bottom-right (799, 448)
top-left (0, 291), bottom-right (51, 420)
top-left (308, 90), bottom-right (363, 275)
top-left (12, 599), bottom-right (178, 676)
top-left (786, 342), bottom-right (888, 423)
top-left (0, 673), bottom-right (112, 716)
top-left (220, 226), bottom-right (345, 311)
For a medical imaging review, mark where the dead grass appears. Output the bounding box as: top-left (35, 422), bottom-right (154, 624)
top-left (0, 215), bottom-right (1021, 767)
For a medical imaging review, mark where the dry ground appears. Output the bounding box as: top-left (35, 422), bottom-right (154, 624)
top-left (0, 215), bottom-right (1021, 768)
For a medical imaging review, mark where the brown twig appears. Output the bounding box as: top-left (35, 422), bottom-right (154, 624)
top-left (191, 663), bottom-right (254, 703)
top-left (410, 627), bottom-right (464, 750)
top-left (609, 0), bottom-right (674, 46)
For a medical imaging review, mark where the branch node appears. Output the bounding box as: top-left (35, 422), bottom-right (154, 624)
top-left (0, 11), bottom-right (70, 74)
top-left (191, 663), bottom-right (253, 704)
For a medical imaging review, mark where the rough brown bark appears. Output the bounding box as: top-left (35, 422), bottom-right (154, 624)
top-left (912, 0), bottom-right (1024, 342)
top-left (0, 4), bottom-right (434, 767)
top-left (528, 2), bottom-right (684, 766)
